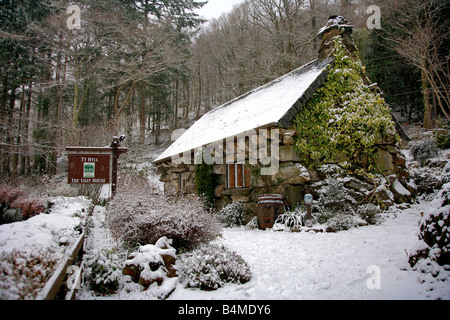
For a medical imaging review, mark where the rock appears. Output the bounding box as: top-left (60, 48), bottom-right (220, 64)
top-left (279, 145), bottom-right (302, 162)
top-left (370, 185), bottom-right (394, 210)
top-left (342, 176), bottom-right (373, 192)
top-left (390, 179), bottom-right (412, 204)
top-left (122, 237), bottom-right (178, 297)
top-left (405, 179), bottom-right (418, 197)
top-left (161, 254), bottom-right (176, 266)
top-left (271, 162), bottom-right (311, 185)
top-left (214, 184), bottom-right (226, 198)
top-left (122, 264), bottom-right (141, 283)
top-left (374, 148), bottom-right (396, 175)
top-left (166, 264), bottom-right (178, 278)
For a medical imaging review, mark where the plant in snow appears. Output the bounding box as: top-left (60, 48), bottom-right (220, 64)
top-left (245, 216), bottom-right (259, 230)
top-left (356, 203), bottom-right (383, 225)
top-left (275, 206), bottom-right (308, 229)
top-left (216, 202), bottom-right (246, 228)
top-left (409, 183), bottom-right (450, 267)
top-left (0, 184), bottom-right (48, 224)
top-left (120, 237), bottom-right (178, 299)
top-left (83, 247), bottom-right (123, 296)
top-left (326, 213), bottom-right (366, 233)
top-left (315, 176), bottom-right (355, 224)
top-left (107, 179), bottom-right (221, 251)
top-left (442, 161), bottom-right (450, 184)
top-left (0, 250), bottom-right (57, 300)
top-left (409, 138), bottom-right (438, 162)
top-left (178, 242), bottom-right (252, 291)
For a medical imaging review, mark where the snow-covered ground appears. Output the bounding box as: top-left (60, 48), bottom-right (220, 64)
top-left (77, 200), bottom-right (449, 300)
top-left (0, 197), bottom-right (92, 300)
top-left (169, 202), bottom-right (449, 300)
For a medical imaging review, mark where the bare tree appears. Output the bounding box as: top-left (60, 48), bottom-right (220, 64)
top-left (381, 0), bottom-right (450, 128)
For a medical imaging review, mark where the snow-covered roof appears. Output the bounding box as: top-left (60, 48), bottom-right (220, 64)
top-left (154, 58), bottom-right (332, 164)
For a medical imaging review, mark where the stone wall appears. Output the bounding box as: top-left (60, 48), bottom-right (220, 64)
top-left (157, 125), bottom-right (414, 218)
top-left (158, 162), bottom-right (196, 196)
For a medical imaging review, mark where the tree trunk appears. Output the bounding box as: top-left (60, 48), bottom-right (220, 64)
top-left (139, 83), bottom-right (146, 145)
top-left (422, 66), bottom-right (433, 129)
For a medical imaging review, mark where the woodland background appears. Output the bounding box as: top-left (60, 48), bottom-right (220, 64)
top-left (1, 0), bottom-right (449, 180)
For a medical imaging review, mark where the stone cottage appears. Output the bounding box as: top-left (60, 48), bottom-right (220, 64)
top-left (154, 16), bottom-right (412, 215)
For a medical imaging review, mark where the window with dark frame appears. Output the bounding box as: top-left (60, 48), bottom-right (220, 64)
top-left (180, 173), bottom-right (188, 194)
top-left (227, 163), bottom-right (250, 189)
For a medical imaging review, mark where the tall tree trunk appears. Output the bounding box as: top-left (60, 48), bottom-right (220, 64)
top-left (422, 66), bottom-right (432, 129)
top-left (139, 83), bottom-right (146, 145)
top-left (174, 79), bottom-right (179, 128)
top-left (21, 83), bottom-right (33, 175)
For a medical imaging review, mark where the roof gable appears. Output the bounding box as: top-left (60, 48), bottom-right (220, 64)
top-left (154, 58), bottom-right (332, 164)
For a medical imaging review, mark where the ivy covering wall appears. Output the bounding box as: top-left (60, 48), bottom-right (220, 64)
top-left (293, 34), bottom-right (399, 172)
top-left (195, 160), bottom-right (215, 208)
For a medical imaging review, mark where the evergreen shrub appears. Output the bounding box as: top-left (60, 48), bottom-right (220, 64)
top-left (216, 202), bottom-right (245, 227)
top-left (410, 138), bottom-right (438, 162)
top-left (179, 242), bottom-right (252, 291)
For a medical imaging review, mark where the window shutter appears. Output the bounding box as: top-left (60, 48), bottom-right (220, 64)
top-left (237, 164), bottom-right (243, 188)
top-left (228, 164), bottom-right (235, 188)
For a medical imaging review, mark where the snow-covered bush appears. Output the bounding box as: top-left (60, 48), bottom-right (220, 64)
top-left (83, 247), bottom-right (123, 296)
top-left (326, 214), bottom-right (365, 233)
top-left (442, 161), bottom-right (450, 184)
top-left (409, 138), bottom-right (438, 162)
top-left (410, 183), bottom-right (450, 267)
top-left (356, 203), bottom-right (383, 225)
top-left (10, 197), bottom-right (47, 220)
top-left (275, 206), bottom-right (307, 229)
top-left (434, 120), bottom-right (450, 149)
top-left (107, 179), bottom-right (222, 250)
top-left (0, 250), bottom-right (57, 300)
top-left (315, 176), bottom-right (355, 224)
top-left (179, 242), bottom-right (252, 291)
top-left (245, 216), bottom-right (259, 230)
top-left (0, 184), bottom-right (47, 223)
top-left (216, 202), bottom-right (245, 228)
top-left (0, 185), bottom-right (25, 224)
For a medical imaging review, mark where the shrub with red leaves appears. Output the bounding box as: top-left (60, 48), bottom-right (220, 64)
top-left (0, 185), bottom-right (25, 207)
top-left (11, 198), bottom-right (47, 220)
top-left (0, 184), bottom-right (47, 223)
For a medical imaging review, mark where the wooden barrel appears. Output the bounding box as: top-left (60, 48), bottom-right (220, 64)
top-left (256, 194), bottom-right (284, 230)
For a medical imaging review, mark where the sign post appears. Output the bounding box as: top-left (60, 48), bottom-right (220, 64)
top-left (67, 137), bottom-right (128, 197)
top-left (304, 194), bottom-right (313, 226)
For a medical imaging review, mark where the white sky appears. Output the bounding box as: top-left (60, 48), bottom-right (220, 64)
top-left (196, 0), bottom-right (247, 20)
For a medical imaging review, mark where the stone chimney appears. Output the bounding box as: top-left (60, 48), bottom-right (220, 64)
top-left (317, 15), bottom-right (356, 61)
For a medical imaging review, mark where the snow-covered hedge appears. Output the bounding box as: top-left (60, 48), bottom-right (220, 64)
top-left (178, 242), bottom-right (252, 291)
top-left (0, 250), bottom-right (57, 300)
top-left (413, 183), bottom-right (450, 267)
top-left (107, 181), bottom-right (222, 250)
top-left (216, 202), bottom-right (246, 228)
top-left (0, 196), bottom-right (92, 300)
top-left (0, 184), bottom-right (48, 224)
top-left (409, 138), bottom-right (438, 162)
